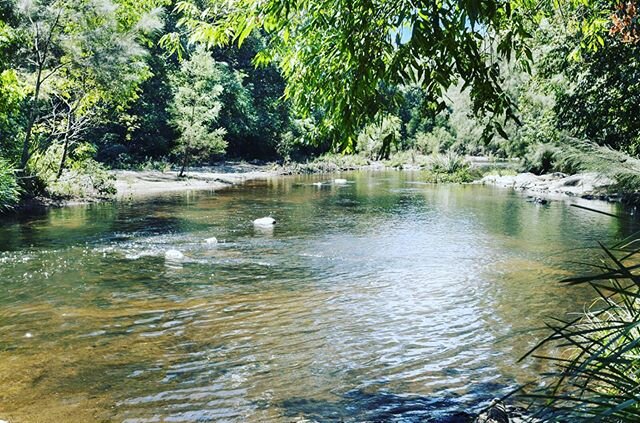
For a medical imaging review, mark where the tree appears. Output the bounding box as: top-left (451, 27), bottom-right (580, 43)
top-left (169, 47), bottom-right (226, 177)
top-left (0, 4), bottom-right (26, 163)
top-left (46, 0), bottom-right (160, 179)
top-left (13, 0), bottom-right (163, 172)
top-left (210, 33), bottom-right (292, 159)
top-left (14, 0), bottom-right (65, 171)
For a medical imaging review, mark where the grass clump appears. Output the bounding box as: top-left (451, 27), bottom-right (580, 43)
top-left (422, 152), bottom-right (475, 183)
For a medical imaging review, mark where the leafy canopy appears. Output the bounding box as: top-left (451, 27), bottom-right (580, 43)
top-left (165, 0), bottom-right (624, 152)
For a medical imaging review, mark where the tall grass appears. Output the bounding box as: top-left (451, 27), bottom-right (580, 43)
top-left (423, 152), bottom-right (474, 183)
top-left (522, 228), bottom-right (640, 421)
top-left (427, 152), bottom-right (471, 174)
top-left (0, 158), bottom-right (20, 212)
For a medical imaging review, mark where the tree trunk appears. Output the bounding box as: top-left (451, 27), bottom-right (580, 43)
top-left (179, 105), bottom-right (197, 178)
top-left (20, 72), bottom-right (43, 172)
top-left (179, 149), bottom-right (189, 177)
top-left (56, 113), bottom-right (73, 180)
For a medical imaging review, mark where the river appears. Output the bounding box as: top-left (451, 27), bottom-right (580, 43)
top-left (0, 171), bottom-right (632, 422)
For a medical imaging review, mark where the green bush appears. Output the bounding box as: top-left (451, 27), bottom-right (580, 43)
top-left (0, 159), bottom-right (20, 212)
top-left (427, 152), bottom-right (470, 174)
top-left (356, 115), bottom-right (402, 159)
top-left (522, 143), bottom-right (557, 174)
top-left (292, 153), bottom-right (370, 173)
top-left (28, 143), bottom-right (116, 199)
top-left (277, 118), bottom-right (320, 162)
top-left (382, 150), bottom-right (432, 169)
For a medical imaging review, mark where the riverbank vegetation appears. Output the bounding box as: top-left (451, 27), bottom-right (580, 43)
top-left (1, 0), bottom-right (640, 208)
top-left (521, 232), bottom-right (640, 421)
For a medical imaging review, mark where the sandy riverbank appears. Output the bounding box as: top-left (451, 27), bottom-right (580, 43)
top-left (113, 162), bottom-right (620, 203)
top-left (10, 160), bottom-right (622, 215)
top-left (112, 162), bottom-right (283, 198)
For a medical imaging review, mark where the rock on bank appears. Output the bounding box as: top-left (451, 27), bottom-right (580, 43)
top-left (478, 172), bottom-right (616, 200)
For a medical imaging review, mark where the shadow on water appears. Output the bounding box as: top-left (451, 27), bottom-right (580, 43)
top-left (279, 383), bottom-right (512, 422)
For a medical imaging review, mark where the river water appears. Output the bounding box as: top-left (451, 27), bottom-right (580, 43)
top-left (0, 171), bottom-right (632, 422)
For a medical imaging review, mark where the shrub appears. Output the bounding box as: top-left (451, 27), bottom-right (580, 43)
top-left (28, 143), bottom-right (116, 199)
top-left (277, 118), bottom-right (320, 162)
top-left (356, 115), bottom-right (402, 159)
top-left (0, 159), bottom-right (20, 212)
top-left (522, 143), bottom-right (557, 174)
top-left (427, 152), bottom-right (471, 174)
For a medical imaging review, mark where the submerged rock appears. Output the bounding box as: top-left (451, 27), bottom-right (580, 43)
top-left (474, 400), bottom-right (541, 423)
top-left (475, 400), bottom-right (509, 423)
top-left (164, 249), bottom-right (184, 261)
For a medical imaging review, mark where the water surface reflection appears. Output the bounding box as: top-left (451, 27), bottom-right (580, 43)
top-left (0, 172), bottom-right (630, 422)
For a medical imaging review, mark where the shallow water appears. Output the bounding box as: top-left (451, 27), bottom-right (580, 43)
top-left (0, 171), bottom-right (633, 422)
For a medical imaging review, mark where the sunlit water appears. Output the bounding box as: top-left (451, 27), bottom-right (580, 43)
top-left (0, 171), bottom-right (634, 422)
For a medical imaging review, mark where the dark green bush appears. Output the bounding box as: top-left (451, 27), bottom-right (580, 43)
top-left (0, 159), bottom-right (20, 212)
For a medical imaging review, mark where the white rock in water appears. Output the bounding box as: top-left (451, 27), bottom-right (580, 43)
top-left (253, 217), bottom-right (276, 227)
top-left (164, 249), bottom-right (184, 261)
top-left (205, 237), bottom-right (218, 245)
top-left (334, 178), bottom-right (348, 184)
top-left (24, 332), bottom-right (33, 338)
top-left (312, 182), bottom-right (323, 187)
